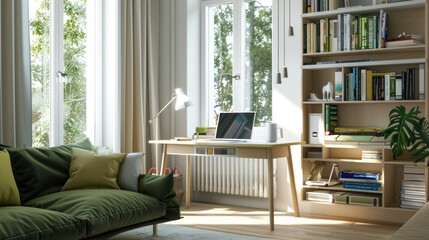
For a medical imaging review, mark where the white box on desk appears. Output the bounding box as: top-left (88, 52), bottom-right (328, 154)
top-left (309, 113), bottom-right (324, 144)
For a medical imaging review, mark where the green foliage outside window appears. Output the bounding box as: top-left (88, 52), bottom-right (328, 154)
top-left (213, 2), bottom-right (272, 126)
top-left (30, 0), bottom-right (87, 147)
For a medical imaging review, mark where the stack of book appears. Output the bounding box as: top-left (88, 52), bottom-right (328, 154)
top-left (339, 170), bottom-right (382, 191)
top-left (324, 127), bottom-right (389, 145)
top-left (362, 150), bottom-right (382, 160)
top-left (400, 165), bottom-right (426, 210)
top-left (386, 34), bottom-right (422, 48)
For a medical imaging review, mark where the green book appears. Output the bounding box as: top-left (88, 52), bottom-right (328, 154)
top-left (336, 135), bottom-right (373, 142)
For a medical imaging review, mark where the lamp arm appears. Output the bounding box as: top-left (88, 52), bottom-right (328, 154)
top-left (150, 96), bottom-right (177, 123)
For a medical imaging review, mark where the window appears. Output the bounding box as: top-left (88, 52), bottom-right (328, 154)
top-left (202, 0), bottom-right (273, 126)
top-left (30, 0), bottom-right (87, 147)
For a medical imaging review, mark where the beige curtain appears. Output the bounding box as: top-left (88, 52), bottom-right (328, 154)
top-left (120, 0), bottom-right (159, 171)
top-left (0, 0), bottom-right (32, 147)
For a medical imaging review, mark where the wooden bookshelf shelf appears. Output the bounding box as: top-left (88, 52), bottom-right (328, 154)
top-left (300, 0), bottom-right (428, 224)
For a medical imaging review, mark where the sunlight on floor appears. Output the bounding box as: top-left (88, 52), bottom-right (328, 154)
top-left (175, 205), bottom-right (365, 227)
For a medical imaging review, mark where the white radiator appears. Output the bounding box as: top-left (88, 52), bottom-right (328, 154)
top-left (192, 156), bottom-right (277, 198)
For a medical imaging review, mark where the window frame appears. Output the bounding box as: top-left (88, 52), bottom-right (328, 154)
top-left (200, 0), bottom-right (276, 127)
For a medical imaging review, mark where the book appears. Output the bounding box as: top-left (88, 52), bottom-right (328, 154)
top-left (306, 190), bottom-right (335, 203)
top-left (334, 127), bottom-right (382, 133)
top-left (419, 64), bottom-right (425, 100)
top-left (378, 9), bottom-right (388, 48)
top-left (336, 135), bottom-right (373, 142)
top-left (349, 194), bottom-right (380, 207)
top-left (395, 73), bottom-right (403, 100)
top-left (403, 173), bottom-right (425, 181)
top-left (343, 183), bottom-right (382, 191)
top-left (404, 166), bottom-right (425, 175)
top-left (402, 180), bottom-right (425, 188)
top-left (339, 171), bottom-right (382, 181)
top-left (340, 178), bottom-right (381, 183)
top-left (335, 69), bottom-right (343, 100)
top-left (386, 38), bottom-right (422, 48)
top-left (366, 69), bottom-right (373, 101)
top-left (343, 182), bottom-right (381, 187)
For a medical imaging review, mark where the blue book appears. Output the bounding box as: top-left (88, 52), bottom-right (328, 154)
top-left (343, 183), bottom-right (381, 191)
top-left (339, 170), bottom-right (381, 181)
top-left (343, 181), bottom-right (381, 187)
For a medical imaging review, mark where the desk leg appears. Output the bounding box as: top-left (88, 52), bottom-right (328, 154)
top-left (267, 150), bottom-right (274, 231)
top-left (286, 145), bottom-right (300, 217)
top-left (160, 144), bottom-right (168, 175)
top-left (186, 155), bottom-right (191, 208)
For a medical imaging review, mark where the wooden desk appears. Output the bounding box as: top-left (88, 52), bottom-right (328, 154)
top-left (149, 139), bottom-right (303, 231)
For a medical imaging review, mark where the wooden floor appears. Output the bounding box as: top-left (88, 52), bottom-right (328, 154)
top-left (167, 202), bottom-right (401, 240)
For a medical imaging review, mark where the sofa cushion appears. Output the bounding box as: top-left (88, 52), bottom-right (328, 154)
top-left (117, 152), bottom-right (144, 192)
top-left (0, 150), bottom-right (20, 206)
top-left (0, 206), bottom-right (85, 240)
top-left (4, 138), bottom-right (93, 203)
top-left (25, 189), bottom-right (167, 237)
top-left (139, 173), bottom-right (180, 220)
top-left (61, 148), bottom-right (126, 191)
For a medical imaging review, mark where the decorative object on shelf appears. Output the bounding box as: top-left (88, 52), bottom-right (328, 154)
top-left (384, 105), bottom-right (429, 164)
top-left (149, 88), bottom-right (191, 174)
top-left (322, 82), bottom-right (334, 101)
top-left (308, 92), bottom-right (323, 101)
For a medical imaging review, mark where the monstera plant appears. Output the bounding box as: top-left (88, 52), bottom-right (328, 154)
top-left (384, 106), bottom-right (429, 165)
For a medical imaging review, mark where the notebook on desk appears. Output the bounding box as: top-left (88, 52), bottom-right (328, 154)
top-left (212, 111), bottom-right (255, 142)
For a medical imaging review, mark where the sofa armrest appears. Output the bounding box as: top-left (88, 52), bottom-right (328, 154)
top-left (138, 173), bottom-right (180, 219)
top-left (392, 202), bottom-right (429, 239)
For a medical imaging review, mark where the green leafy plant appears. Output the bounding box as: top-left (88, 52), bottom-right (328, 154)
top-left (384, 105), bottom-right (429, 165)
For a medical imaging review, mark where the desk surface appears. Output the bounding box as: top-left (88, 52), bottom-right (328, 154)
top-left (149, 139), bottom-right (303, 148)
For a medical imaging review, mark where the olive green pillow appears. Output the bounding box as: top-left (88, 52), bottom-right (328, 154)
top-left (0, 149), bottom-right (20, 206)
top-left (61, 148), bottom-right (126, 191)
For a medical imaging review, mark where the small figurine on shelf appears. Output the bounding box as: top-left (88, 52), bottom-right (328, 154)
top-left (322, 82), bottom-right (334, 101)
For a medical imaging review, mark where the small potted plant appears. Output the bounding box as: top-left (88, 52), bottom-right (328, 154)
top-left (384, 105), bottom-right (429, 165)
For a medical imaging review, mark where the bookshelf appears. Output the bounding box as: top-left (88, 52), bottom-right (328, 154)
top-left (301, 0), bottom-right (428, 224)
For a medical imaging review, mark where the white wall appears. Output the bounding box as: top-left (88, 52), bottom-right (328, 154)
top-left (158, 0), bottom-right (303, 213)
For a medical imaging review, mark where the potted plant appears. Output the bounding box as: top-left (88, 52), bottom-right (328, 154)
top-left (384, 105), bottom-right (429, 164)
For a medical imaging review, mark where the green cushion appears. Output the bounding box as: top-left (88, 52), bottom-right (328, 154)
top-left (0, 206), bottom-right (85, 240)
top-left (25, 189), bottom-right (167, 237)
top-left (138, 173), bottom-right (180, 219)
top-left (0, 150), bottom-right (20, 206)
top-left (5, 138), bottom-right (93, 203)
top-left (61, 148), bottom-right (126, 191)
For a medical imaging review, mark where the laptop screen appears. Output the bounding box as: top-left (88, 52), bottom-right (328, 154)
top-left (215, 112), bottom-right (255, 140)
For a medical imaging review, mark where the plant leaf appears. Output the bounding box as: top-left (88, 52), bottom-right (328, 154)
top-left (411, 117), bottom-right (429, 164)
top-left (385, 106), bottom-right (421, 159)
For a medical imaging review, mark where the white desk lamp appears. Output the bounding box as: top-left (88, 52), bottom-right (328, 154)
top-left (150, 88), bottom-right (191, 174)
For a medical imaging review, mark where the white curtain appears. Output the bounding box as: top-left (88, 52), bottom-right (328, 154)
top-left (0, 0), bottom-right (32, 147)
top-left (120, 0), bottom-right (159, 171)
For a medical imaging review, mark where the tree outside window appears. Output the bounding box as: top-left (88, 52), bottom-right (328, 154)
top-left (207, 0), bottom-right (272, 126)
top-left (30, 0), bottom-right (87, 147)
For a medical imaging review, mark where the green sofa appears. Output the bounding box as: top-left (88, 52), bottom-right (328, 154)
top-left (0, 139), bottom-right (180, 239)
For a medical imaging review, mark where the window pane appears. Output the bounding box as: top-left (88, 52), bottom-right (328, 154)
top-left (30, 0), bottom-right (51, 147)
top-left (207, 3), bottom-right (234, 125)
top-left (244, 0), bottom-right (272, 125)
top-left (63, 0), bottom-right (87, 144)
top-left (30, 0), bottom-right (87, 147)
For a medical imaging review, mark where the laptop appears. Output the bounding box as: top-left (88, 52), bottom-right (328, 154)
top-left (213, 111), bottom-right (256, 142)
